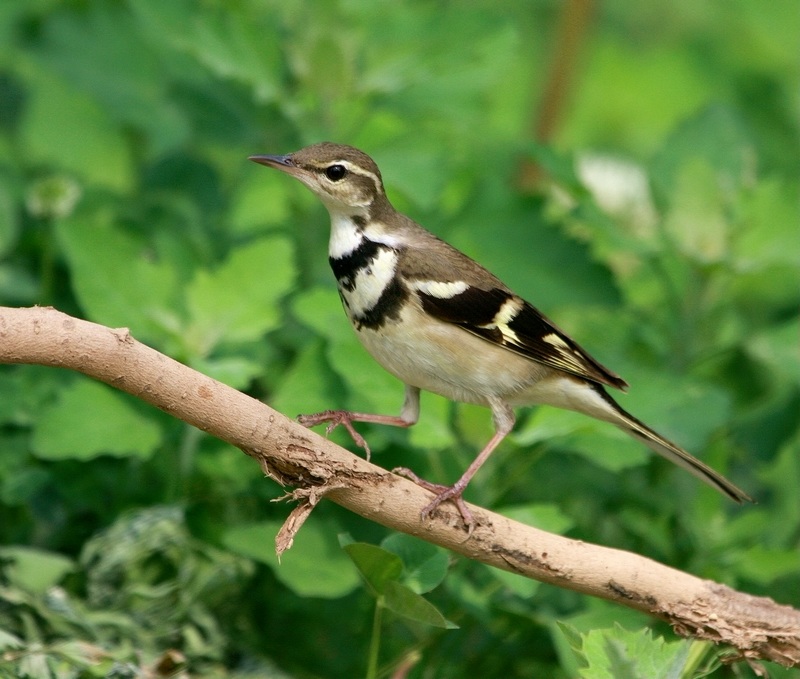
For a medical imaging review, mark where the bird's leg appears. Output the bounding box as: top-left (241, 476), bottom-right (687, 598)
top-left (298, 386), bottom-right (420, 461)
top-left (394, 398), bottom-right (515, 533)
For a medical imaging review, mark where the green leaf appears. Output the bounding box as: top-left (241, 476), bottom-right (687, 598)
top-left (651, 105), bottom-right (753, 210)
top-left (382, 580), bottom-right (456, 629)
top-left (579, 625), bottom-right (694, 679)
top-left (0, 546), bottom-right (74, 593)
top-left (223, 520), bottom-right (360, 599)
top-left (746, 317), bottom-right (800, 386)
top-left (448, 193), bottom-right (620, 309)
top-left (270, 340), bottom-right (342, 420)
top-left (500, 503), bottom-right (575, 534)
top-left (0, 628), bottom-right (24, 651)
top-left (662, 158), bottom-right (729, 262)
top-left (729, 545), bottom-right (800, 585)
top-left (734, 178), bottom-right (800, 268)
top-left (19, 61), bottom-right (133, 190)
top-left (184, 235), bottom-right (295, 357)
top-left (381, 533), bottom-right (449, 594)
top-left (36, 2), bottom-right (189, 154)
top-left (230, 170), bottom-right (293, 236)
top-left (0, 179), bottom-right (18, 257)
top-left (191, 355), bottom-right (263, 390)
top-left (55, 215), bottom-right (180, 343)
top-left (130, 0), bottom-right (281, 106)
top-left (514, 408), bottom-right (648, 473)
top-left (554, 621), bottom-right (588, 677)
top-left (342, 542), bottom-right (403, 596)
top-left (32, 380), bottom-right (161, 460)
top-left (408, 392), bottom-right (456, 450)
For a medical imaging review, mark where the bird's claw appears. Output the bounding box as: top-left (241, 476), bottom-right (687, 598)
top-left (298, 410), bottom-right (371, 460)
top-left (393, 467), bottom-right (476, 533)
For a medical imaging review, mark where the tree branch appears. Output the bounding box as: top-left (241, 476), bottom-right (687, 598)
top-left (1, 306), bottom-right (797, 668)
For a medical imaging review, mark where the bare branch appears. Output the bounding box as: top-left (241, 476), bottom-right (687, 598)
top-left (1, 306), bottom-right (798, 668)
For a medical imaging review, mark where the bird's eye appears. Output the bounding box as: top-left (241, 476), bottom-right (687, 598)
top-left (325, 164), bottom-right (347, 181)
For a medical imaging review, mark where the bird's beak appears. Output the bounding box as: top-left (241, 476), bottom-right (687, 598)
top-left (249, 154), bottom-right (298, 175)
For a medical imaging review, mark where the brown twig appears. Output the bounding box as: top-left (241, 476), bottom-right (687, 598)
top-left (519, 0), bottom-right (595, 191)
top-left (1, 306), bottom-right (798, 668)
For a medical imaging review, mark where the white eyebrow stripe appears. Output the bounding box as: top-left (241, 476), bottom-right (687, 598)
top-left (338, 160), bottom-right (381, 185)
top-left (411, 280), bottom-right (470, 299)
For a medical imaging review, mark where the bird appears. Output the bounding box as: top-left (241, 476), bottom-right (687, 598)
top-left (249, 142), bottom-right (752, 530)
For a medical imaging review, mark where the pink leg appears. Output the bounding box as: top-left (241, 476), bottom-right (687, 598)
top-left (298, 386), bottom-right (420, 461)
top-left (394, 398), bottom-right (515, 533)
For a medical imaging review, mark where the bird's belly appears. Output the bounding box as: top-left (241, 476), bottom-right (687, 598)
top-left (353, 306), bottom-right (551, 406)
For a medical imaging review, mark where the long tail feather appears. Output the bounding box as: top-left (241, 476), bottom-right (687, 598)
top-left (597, 388), bottom-right (753, 503)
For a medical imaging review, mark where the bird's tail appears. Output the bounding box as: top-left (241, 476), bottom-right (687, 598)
top-left (593, 387), bottom-right (753, 503)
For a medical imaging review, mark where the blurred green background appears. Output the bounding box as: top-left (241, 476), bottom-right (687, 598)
top-left (1, 1), bottom-right (798, 677)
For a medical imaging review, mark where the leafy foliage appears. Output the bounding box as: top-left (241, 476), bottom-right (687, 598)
top-left (1, 1), bottom-right (798, 677)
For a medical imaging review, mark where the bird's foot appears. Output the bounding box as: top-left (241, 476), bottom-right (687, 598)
top-left (298, 410), bottom-right (371, 460)
top-left (393, 467), bottom-right (475, 533)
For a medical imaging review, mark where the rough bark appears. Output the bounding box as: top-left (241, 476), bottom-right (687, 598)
top-left (1, 305), bottom-right (798, 668)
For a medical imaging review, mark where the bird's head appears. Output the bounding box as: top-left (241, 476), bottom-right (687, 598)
top-left (250, 142), bottom-right (385, 214)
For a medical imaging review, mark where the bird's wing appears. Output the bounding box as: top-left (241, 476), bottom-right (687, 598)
top-left (412, 283), bottom-right (628, 390)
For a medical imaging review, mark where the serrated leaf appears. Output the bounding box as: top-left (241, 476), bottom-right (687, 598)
top-left (32, 380), bottom-right (161, 461)
top-left (185, 235), bottom-right (295, 356)
top-left (557, 621), bottom-right (586, 654)
top-left (223, 520), bottom-right (360, 599)
top-left (580, 625), bottom-right (692, 679)
top-left (382, 581), bottom-right (455, 629)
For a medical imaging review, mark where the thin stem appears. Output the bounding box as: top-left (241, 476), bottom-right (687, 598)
top-left (39, 216), bottom-right (56, 305)
top-left (366, 596), bottom-right (384, 679)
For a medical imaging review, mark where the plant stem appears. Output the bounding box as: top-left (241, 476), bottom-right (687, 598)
top-left (366, 596), bottom-right (384, 679)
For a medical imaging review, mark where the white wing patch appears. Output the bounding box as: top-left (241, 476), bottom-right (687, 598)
top-left (411, 280), bottom-right (469, 299)
top-left (477, 296), bottom-right (524, 342)
top-left (492, 296), bottom-right (523, 326)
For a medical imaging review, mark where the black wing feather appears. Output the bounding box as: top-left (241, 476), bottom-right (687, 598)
top-left (418, 286), bottom-right (628, 390)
